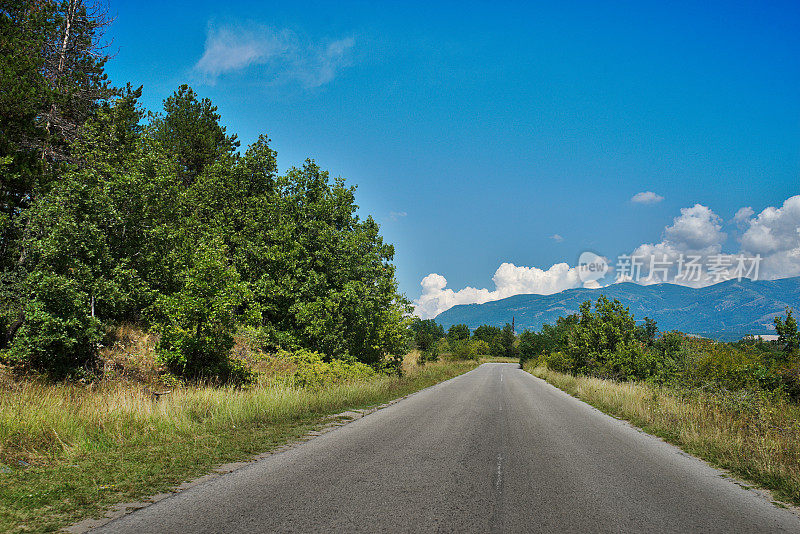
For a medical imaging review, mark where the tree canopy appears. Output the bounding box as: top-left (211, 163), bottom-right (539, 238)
top-left (0, 1), bottom-right (410, 379)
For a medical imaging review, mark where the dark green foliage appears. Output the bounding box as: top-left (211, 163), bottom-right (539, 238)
top-left (8, 272), bottom-right (103, 377)
top-left (636, 317), bottom-right (658, 345)
top-left (417, 340), bottom-right (440, 365)
top-left (518, 315), bottom-right (577, 364)
top-left (0, 2), bottom-right (410, 381)
top-left (447, 324), bottom-right (470, 345)
top-left (150, 84), bottom-right (239, 183)
top-left (411, 318), bottom-right (444, 352)
top-left (449, 338), bottom-right (488, 361)
top-left (467, 323), bottom-right (518, 358)
top-left (529, 298), bottom-right (800, 401)
top-left (774, 308), bottom-right (799, 358)
top-left (498, 323), bottom-right (517, 358)
top-left (1, 0), bottom-right (113, 353)
top-left (472, 324), bottom-right (500, 344)
top-left (151, 241), bottom-right (254, 382)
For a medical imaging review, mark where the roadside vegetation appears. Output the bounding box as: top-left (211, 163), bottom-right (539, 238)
top-left (0, 3), bottom-right (478, 531)
top-left (520, 296), bottom-right (800, 505)
top-left (1, 1), bottom-right (409, 384)
top-left (409, 318), bottom-right (516, 364)
top-left (0, 331), bottom-right (479, 532)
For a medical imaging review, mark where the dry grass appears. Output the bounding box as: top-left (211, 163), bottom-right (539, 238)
top-left (0, 326), bottom-right (479, 532)
top-left (527, 363), bottom-right (800, 506)
top-left (97, 323), bottom-right (161, 385)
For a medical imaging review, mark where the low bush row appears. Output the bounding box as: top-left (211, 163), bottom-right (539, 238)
top-left (520, 296), bottom-right (800, 401)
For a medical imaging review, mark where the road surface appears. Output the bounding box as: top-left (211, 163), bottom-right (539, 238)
top-left (96, 363), bottom-right (800, 533)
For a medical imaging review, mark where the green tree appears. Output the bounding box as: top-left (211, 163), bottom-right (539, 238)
top-left (150, 84), bottom-right (239, 184)
top-left (497, 323), bottom-right (517, 358)
top-left (152, 240), bottom-right (254, 381)
top-left (635, 317), bottom-right (658, 345)
top-left (774, 308), bottom-right (799, 359)
top-left (1, 0), bottom-right (113, 349)
top-left (518, 315), bottom-right (579, 364)
top-left (411, 318), bottom-right (444, 352)
top-left (472, 324), bottom-right (501, 344)
top-left (7, 271), bottom-right (103, 377)
top-left (447, 324), bottom-right (470, 345)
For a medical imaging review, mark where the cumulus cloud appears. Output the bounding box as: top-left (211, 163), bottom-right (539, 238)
top-left (414, 195), bottom-right (800, 319)
top-left (550, 234), bottom-right (564, 242)
top-left (621, 197), bottom-right (800, 286)
top-left (631, 191), bottom-right (664, 204)
top-left (739, 195), bottom-right (800, 279)
top-left (414, 262), bottom-right (589, 319)
top-left (194, 23), bottom-right (354, 87)
top-left (662, 204), bottom-right (726, 252)
top-left (623, 204), bottom-right (730, 286)
top-left (388, 211), bottom-right (407, 222)
top-left (734, 206), bottom-right (754, 226)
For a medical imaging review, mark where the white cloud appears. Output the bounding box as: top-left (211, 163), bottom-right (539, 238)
top-left (739, 195), bottom-right (800, 279)
top-left (734, 206), bottom-right (754, 226)
top-left (389, 211), bottom-right (407, 222)
top-left (631, 191), bottom-right (664, 204)
top-left (620, 197), bottom-right (800, 286)
top-left (662, 204), bottom-right (726, 252)
top-left (550, 233), bottom-right (564, 242)
top-left (414, 262), bottom-right (590, 319)
top-left (414, 195), bottom-right (800, 319)
top-left (194, 26), bottom-right (286, 77)
top-left (622, 204), bottom-right (728, 286)
top-left (194, 23), bottom-right (354, 87)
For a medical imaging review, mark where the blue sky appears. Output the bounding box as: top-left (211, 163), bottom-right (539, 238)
top-left (104, 0), bottom-right (800, 317)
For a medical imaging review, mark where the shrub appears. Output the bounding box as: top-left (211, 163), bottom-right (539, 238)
top-left (544, 351), bottom-right (574, 373)
top-left (472, 339), bottom-right (491, 357)
top-left (152, 241), bottom-right (256, 383)
top-left (418, 339), bottom-right (441, 365)
top-left (7, 272), bottom-right (103, 377)
top-left (602, 342), bottom-right (661, 381)
top-left (451, 339), bottom-right (480, 360)
top-left (280, 349), bottom-right (376, 388)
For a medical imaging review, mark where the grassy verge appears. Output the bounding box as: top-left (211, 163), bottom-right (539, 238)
top-left (525, 363), bottom-right (800, 507)
top-left (0, 359), bottom-right (478, 533)
top-left (479, 356), bottom-right (520, 363)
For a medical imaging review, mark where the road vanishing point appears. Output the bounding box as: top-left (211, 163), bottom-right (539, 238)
top-left (96, 363), bottom-right (800, 533)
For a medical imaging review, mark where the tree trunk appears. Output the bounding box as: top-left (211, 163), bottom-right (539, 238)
top-left (3, 311), bottom-right (25, 349)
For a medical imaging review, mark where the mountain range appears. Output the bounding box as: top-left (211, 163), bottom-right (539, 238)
top-left (434, 276), bottom-right (800, 341)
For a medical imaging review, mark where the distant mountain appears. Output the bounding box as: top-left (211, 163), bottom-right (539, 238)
top-left (434, 277), bottom-right (800, 341)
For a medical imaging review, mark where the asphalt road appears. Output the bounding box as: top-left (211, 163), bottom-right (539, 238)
top-left (97, 363), bottom-right (800, 533)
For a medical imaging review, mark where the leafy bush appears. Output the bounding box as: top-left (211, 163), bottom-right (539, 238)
top-left (543, 351), bottom-right (574, 373)
top-left (280, 349), bottom-right (376, 388)
top-left (6, 272), bottom-right (103, 377)
top-left (602, 342), bottom-right (662, 381)
top-left (519, 315), bottom-right (577, 364)
top-left (411, 318), bottom-right (444, 352)
top-left (528, 298), bottom-right (800, 402)
top-left (447, 324), bottom-right (470, 345)
top-left (417, 338), bottom-right (442, 365)
top-left (451, 339), bottom-right (485, 361)
top-left (152, 241), bottom-right (256, 383)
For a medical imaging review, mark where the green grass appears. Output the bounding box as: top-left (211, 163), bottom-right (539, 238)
top-left (526, 363), bottom-right (800, 507)
top-left (0, 360), bottom-right (478, 533)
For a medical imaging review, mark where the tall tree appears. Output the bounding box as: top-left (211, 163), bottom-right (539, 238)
top-left (1, 0), bottom-right (113, 350)
top-left (774, 308), bottom-right (799, 359)
top-left (150, 85), bottom-right (239, 184)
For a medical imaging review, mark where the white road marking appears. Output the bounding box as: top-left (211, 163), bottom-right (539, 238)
top-left (495, 453), bottom-right (503, 491)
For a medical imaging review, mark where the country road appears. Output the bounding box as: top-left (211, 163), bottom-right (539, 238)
top-left (95, 363), bottom-right (800, 533)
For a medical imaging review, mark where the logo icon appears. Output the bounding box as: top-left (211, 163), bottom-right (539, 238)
top-left (577, 251), bottom-right (609, 283)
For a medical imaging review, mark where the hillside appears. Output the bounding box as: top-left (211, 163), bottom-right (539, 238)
top-left (434, 276), bottom-right (800, 340)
